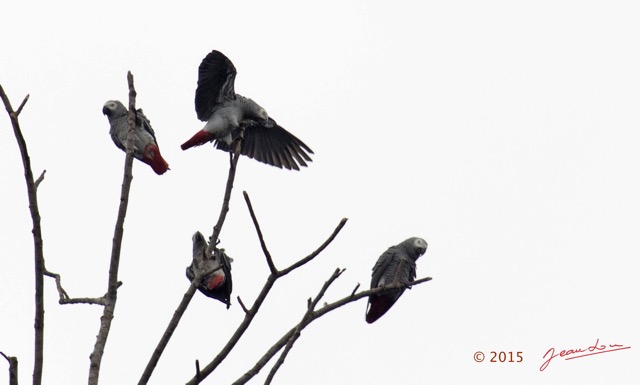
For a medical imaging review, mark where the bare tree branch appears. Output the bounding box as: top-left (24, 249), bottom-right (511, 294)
top-left (264, 268), bottom-right (344, 385)
top-left (34, 170), bottom-right (46, 189)
top-left (185, 217), bottom-right (348, 385)
top-left (0, 83), bottom-right (46, 385)
top-left (43, 270), bottom-right (108, 306)
top-left (16, 94), bottom-right (29, 116)
top-left (1, 352), bottom-right (19, 385)
top-left (207, 127), bottom-right (244, 254)
top-left (87, 72), bottom-right (137, 385)
top-left (138, 282), bottom-right (199, 385)
top-left (138, 128), bottom-right (245, 385)
top-left (350, 283), bottom-right (360, 296)
top-left (277, 218), bottom-right (348, 277)
top-left (233, 275), bottom-right (433, 385)
top-left (237, 296), bottom-right (249, 314)
top-left (242, 191), bottom-right (277, 274)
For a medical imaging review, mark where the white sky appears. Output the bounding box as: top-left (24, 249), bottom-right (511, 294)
top-left (1, 1), bottom-right (639, 384)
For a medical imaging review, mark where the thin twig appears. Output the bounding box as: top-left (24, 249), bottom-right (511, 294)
top-left (233, 276), bottom-right (433, 385)
top-left (264, 268), bottom-right (344, 385)
top-left (138, 128), bottom-right (245, 385)
top-left (137, 282), bottom-right (199, 385)
top-left (1, 352), bottom-right (18, 385)
top-left (350, 283), bottom-right (360, 297)
top-left (43, 270), bottom-right (107, 306)
top-left (243, 191), bottom-right (277, 273)
top-left (237, 296), bottom-right (249, 314)
top-left (87, 72), bottom-right (137, 385)
top-left (0, 83), bottom-right (45, 385)
top-left (16, 94), bottom-right (29, 116)
top-left (207, 127), bottom-right (244, 254)
top-left (34, 170), bottom-right (46, 189)
top-left (43, 269), bottom-right (69, 301)
top-left (185, 218), bottom-right (348, 385)
top-left (278, 218), bottom-right (348, 277)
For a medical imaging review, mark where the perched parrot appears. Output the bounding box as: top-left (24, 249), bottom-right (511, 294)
top-left (102, 100), bottom-right (170, 175)
top-left (180, 50), bottom-right (314, 170)
top-left (366, 237), bottom-right (428, 323)
top-left (186, 231), bottom-right (233, 308)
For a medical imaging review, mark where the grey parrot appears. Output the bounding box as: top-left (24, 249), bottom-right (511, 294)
top-left (180, 50), bottom-right (314, 170)
top-left (366, 237), bottom-right (428, 323)
top-left (185, 232), bottom-right (233, 308)
top-left (102, 100), bottom-right (169, 175)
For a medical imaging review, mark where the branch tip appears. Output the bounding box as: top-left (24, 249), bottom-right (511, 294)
top-left (237, 296), bottom-right (249, 314)
top-left (35, 169), bottom-right (46, 189)
top-left (243, 191), bottom-right (277, 273)
top-left (16, 94), bottom-right (30, 115)
top-left (350, 283), bottom-right (360, 297)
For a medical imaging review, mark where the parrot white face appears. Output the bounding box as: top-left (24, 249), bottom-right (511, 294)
top-left (256, 107), bottom-right (268, 121)
top-left (413, 238), bottom-right (428, 256)
top-left (102, 100), bottom-right (127, 118)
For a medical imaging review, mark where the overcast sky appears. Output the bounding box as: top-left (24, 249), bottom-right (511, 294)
top-left (1, 1), bottom-right (639, 384)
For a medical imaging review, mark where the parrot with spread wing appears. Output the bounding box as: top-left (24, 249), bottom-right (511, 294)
top-left (181, 50), bottom-right (313, 170)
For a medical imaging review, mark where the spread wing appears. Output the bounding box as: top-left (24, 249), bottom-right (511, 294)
top-left (214, 119), bottom-right (314, 170)
top-left (195, 50), bottom-right (237, 121)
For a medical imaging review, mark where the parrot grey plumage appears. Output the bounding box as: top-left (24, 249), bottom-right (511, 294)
top-left (185, 232), bottom-right (233, 308)
top-left (365, 237), bottom-right (427, 323)
top-left (102, 100), bottom-right (169, 175)
top-left (180, 50), bottom-right (314, 170)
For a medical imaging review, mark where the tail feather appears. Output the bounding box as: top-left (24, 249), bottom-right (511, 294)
top-left (143, 144), bottom-right (170, 175)
top-left (365, 295), bottom-right (395, 324)
top-left (207, 274), bottom-right (225, 290)
top-left (181, 130), bottom-right (213, 150)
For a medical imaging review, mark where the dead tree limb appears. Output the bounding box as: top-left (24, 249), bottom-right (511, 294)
top-left (233, 276), bottom-right (432, 385)
top-left (207, 127), bottom-right (244, 253)
top-left (43, 270), bottom-right (109, 306)
top-left (242, 191), bottom-right (277, 274)
top-left (184, 199), bottom-right (347, 385)
top-left (87, 72), bottom-right (137, 385)
top-left (0, 84), bottom-right (45, 385)
top-left (137, 129), bottom-right (245, 385)
top-left (264, 268), bottom-right (345, 385)
top-left (1, 352), bottom-right (19, 385)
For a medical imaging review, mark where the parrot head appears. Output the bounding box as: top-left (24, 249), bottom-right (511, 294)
top-left (102, 100), bottom-right (127, 119)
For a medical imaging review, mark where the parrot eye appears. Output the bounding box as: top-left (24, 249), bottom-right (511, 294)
top-left (414, 238), bottom-right (427, 253)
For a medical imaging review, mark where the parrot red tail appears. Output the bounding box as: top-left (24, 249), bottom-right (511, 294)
top-left (143, 144), bottom-right (170, 175)
top-left (365, 295), bottom-right (395, 324)
top-left (181, 130), bottom-right (214, 150)
top-left (207, 274), bottom-right (225, 290)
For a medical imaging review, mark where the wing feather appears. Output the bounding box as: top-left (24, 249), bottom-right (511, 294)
top-left (213, 118), bottom-right (313, 170)
top-left (195, 50), bottom-right (237, 121)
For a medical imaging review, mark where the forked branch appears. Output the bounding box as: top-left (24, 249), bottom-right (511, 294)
top-left (183, 196), bottom-right (347, 385)
top-left (233, 275), bottom-right (433, 385)
top-left (87, 72), bottom-right (137, 385)
top-left (43, 269), bottom-right (109, 306)
top-left (1, 351), bottom-right (19, 385)
top-left (138, 128), bottom-right (245, 385)
top-left (1, 83), bottom-right (46, 385)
